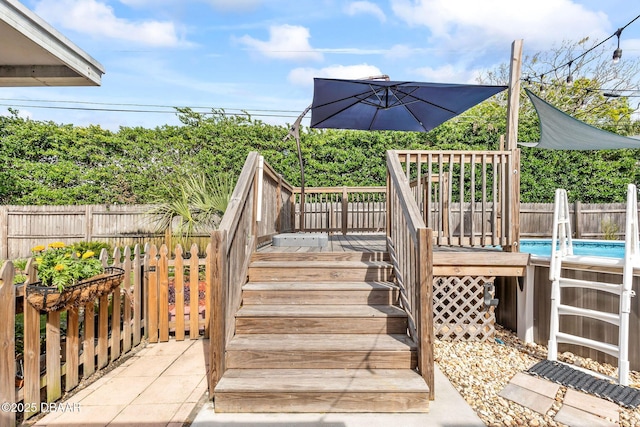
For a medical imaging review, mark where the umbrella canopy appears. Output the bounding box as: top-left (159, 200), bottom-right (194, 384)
top-left (311, 78), bottom-right (507, 132)
top-left (520, 89), bottom-right (640, 150)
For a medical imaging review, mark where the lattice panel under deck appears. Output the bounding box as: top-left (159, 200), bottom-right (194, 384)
top-left (433, 276), bottom-right (496, 341)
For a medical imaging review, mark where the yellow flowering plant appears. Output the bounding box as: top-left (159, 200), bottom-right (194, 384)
top-left (31, 242), bottom-right (104, 291)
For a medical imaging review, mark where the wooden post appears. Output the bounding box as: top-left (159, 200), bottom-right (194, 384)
top-left (0, 262), bottom-right (15, 427)
top-left (148, 245), bottom-right (159, 343)
top-left (276, 175), bottom-right (283, 233)
top-left (417, 227), bottom-right (435, 400)
top-left (505, 39), bottom-right (523, 252)
top-left (506, 40), bottom-right (523, 151)
top-left (22, 259), bottom-right (40, 420)
top-left (0, 207), bottom-right (8, 260)
top-left (342, 186), bottom-right (348, 235)
top-left (209, 230), bottom-right (227, 393)
top-left (85, 205), bottom-right (94, 242)
top-left (574, 201), bottom-right (582, 238)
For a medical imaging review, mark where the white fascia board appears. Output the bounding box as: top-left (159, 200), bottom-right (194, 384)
top-left (0, 0), bottom-right (105, 86)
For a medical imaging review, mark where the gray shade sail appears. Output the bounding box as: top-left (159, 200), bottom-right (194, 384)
top-left (521, 89), bottom-right (640, 150)
top-left (311, 78), bottom-right (507, 132)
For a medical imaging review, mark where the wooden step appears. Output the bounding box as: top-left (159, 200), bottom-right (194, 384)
top-left (235, 304), bottom-right (408, 334)
top-left (226, 333), bottom-right (416, 369)
top-left (252, 251), bottom-right (389, 262)
top-left (248, 260), bottom-right (393, 282)
top-left (242, 281), bottom-right (398, 305)
top-left (214, 368), bottom-right (429, 413)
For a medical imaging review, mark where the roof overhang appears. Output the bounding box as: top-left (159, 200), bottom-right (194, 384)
top-left (0, 0), bottom-right (104, 87)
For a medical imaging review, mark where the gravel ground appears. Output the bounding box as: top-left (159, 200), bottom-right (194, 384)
top-left (434, 325), bottom-right (640, 426)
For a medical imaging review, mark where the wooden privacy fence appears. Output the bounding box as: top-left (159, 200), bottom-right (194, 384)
top-left (292, 186), bottom-right (386, 234)
top-left (386, 150), bottom-right (434, 400)
top-left (520, 202), bottom-right (640, 240)
top-left (2, 197), bottom-right (639, 261)
top-left (0, 205), bottom-right (167, 260)
top-left (0, 242), bottom-right (211, 424)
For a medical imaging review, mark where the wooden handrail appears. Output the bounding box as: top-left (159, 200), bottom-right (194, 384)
top-left (209, 152), bottom-right (296, 391)
top-left (386, 150), bottom-right (434, 400)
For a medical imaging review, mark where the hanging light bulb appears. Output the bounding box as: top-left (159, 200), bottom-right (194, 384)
top-left (613, 28), bottom-right (623, 64)
top-left (566, 61), bottom-right (573, 85)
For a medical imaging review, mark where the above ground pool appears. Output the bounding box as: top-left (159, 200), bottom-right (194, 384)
top-left (519, 238), bottom-right (625, 258)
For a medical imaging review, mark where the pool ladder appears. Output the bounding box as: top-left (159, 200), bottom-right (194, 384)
top-left (548, 184), bottom-right (639, 386)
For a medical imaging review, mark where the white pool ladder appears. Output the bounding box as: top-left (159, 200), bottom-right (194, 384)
top-left (548, 184), bottom-right (639, 386)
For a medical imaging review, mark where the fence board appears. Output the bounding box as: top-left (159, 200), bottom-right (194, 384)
top-left (0, 262), bottom-right (15, 427)
top-left (175, 245), bottom-right (185, 341)
top-left (83, 302), bottom-right (95, 376)
top-left (159, 245), bottom-right (170, 342)
top-left (189, 245), bottom-right (200, 339)
top-left (65, 307), bottom-right (80, 391)
top-left (46, 312), bottom-right (62, 402)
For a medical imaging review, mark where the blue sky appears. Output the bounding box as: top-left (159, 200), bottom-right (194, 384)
top-left (3, 0), bottom-right (640, 130)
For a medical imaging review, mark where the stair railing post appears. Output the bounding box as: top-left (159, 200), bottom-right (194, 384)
top-left (209, 229), bottom-right (227, 392)
top-left (417, 227), bottom-right (434, 400)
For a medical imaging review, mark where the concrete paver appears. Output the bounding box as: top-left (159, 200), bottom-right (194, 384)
top-left (555, 405), bottom-right (618, 427)
top-left (563, 388), bottom-right (620, 421)
top-left (500, 371), bottom-right (626, 427)
top-left (33, 339), bottom-right (207, 427)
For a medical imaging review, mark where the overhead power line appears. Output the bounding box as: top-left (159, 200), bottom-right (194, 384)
top-left (0, 101), bottom-right (301, 119)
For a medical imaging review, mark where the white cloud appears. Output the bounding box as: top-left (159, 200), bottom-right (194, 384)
top-left (237, 25), bottom-right (323, 62)
top-left (390, 0), bottom-right (610, 51)
top-left (345, 1), bottom-right (386, 23)
top-left (410, 64), bottom-right (484, 84)
top-left (288, 64), bottom-right (385, 86)
top-left (34, 0), bottom-right (185, 47)
top-left (204, 0), bottom-right (262, 12)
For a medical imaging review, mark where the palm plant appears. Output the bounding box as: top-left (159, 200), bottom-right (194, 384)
top-left (147, 173), bottom-right (235, 247)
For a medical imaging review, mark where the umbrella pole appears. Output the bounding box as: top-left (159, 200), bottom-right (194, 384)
top-left (284, 104), bottom-right (312, 232)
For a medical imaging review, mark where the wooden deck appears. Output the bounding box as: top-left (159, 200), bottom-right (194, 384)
top-left (258, 233), bottom-right (530, 277)
top-left (258, 233), bottom-right (388, 253)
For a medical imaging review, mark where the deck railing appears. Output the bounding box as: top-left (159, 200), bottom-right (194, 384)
top-left (209, 152), bottom-right (295, 391)
top-left (385, 150), bottom-right (435, 400)
top-left (292, 187), bottom-right (386, 234)
top-left (397, 150), bottom-right (518, 248)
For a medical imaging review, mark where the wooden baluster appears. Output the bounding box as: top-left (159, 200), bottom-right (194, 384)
top-left (147, 245), bottom-right (159, 343)
top-left (175, 245), bottom-right (185, 341)
top-left (159, 245), bottom-right (170, 342)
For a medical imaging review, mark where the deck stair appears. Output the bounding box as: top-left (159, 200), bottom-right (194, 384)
top-left (213, 251), bottom-right (430, 413)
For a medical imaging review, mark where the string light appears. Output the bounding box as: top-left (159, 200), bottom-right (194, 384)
top-left (525, 14), bottom-right (640, 83)
top-left (613, 28), bottom-right (623, 64)
top-left (566, 61), bottom-right (573, 85)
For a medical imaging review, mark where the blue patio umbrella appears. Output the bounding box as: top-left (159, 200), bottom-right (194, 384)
top-left (310, 78), bottom-right (507, 132)
top-left (287, 77), bottom-right (507, 230)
